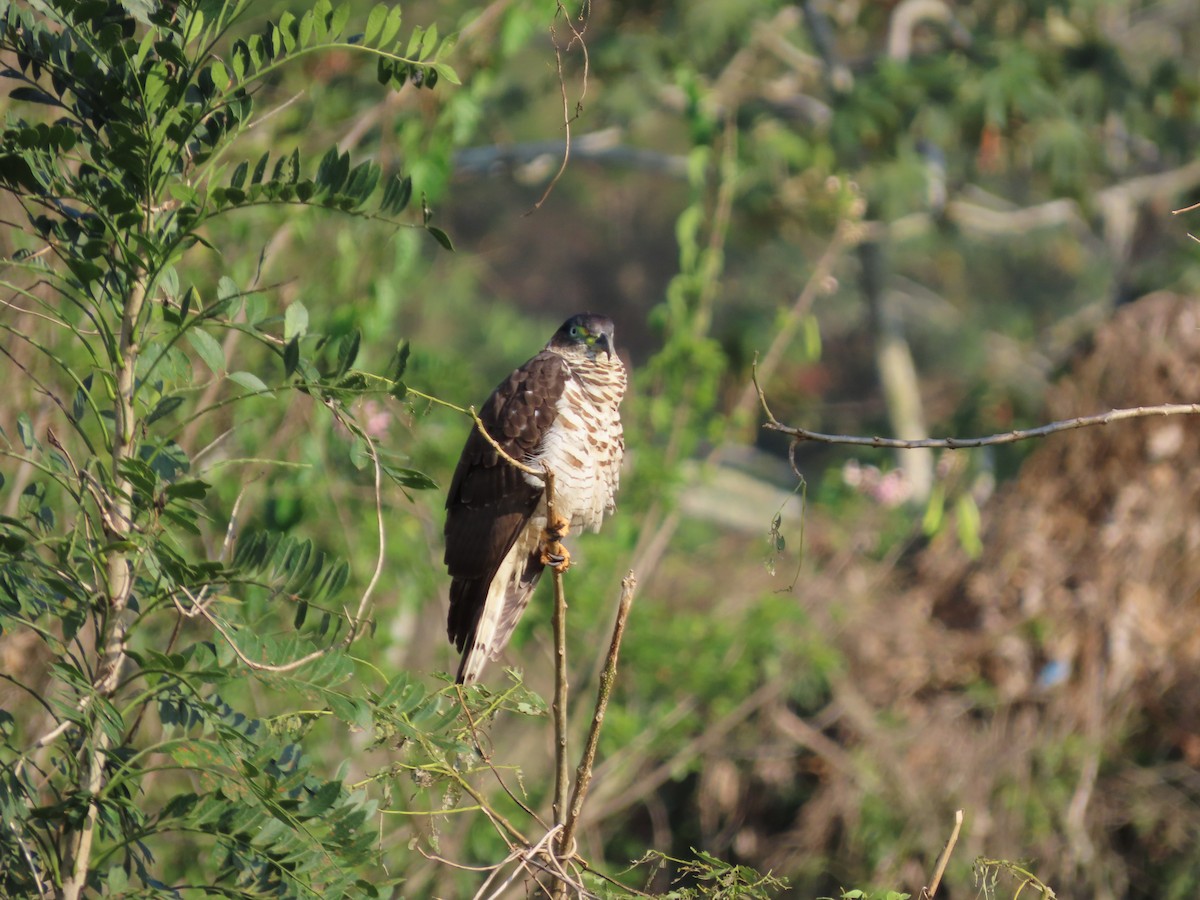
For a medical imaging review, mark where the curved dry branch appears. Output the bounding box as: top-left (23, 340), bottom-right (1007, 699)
top-left (754, 361), bottom-right (1200, 451)
top-left (470, 406), bottom-right (545, 478)
top-left (531, 1), bottom-right (592, 212)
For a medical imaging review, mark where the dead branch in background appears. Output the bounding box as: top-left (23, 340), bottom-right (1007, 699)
top-left (754, 359), bottom-right (1200, 459)
top-left (588, 680), bottom-right (781, 823)
top-left (454, 128), bottom-right (689, 179)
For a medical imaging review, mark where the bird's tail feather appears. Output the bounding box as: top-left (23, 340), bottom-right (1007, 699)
top-left (455, 543), bottom-right (544, 683)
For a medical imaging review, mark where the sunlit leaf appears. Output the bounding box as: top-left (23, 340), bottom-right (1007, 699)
top-left (363, 4), bottom-right (386, 44)
top-left (228, 370), bottom-right (271, 394)
top-left (433, 61), bottom-right (461, 85)
top-left (284, 300), bottom-right (309, 341)
top-left (185, 328), bottom-right (225, 374)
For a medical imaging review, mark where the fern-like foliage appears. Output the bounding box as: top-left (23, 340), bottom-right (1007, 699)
top-left (0, 1), bottom-right (449, 895)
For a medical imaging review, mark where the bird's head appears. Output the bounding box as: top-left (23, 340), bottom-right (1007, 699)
top-left (548, 313), bottom-right (616, 360)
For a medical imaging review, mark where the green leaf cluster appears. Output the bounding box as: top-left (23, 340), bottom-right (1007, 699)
top-left (0, 1), bottom-right (452, 895)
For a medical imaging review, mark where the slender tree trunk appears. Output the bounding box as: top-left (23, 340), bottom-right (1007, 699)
top-left (61, 278), bottom-right (145, 900)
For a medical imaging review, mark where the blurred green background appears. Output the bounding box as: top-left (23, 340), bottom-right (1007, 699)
top-left (5, 0), bottom-right (1200, 896)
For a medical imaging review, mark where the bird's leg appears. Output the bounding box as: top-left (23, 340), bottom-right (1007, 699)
top-left (540, 511), bottom-right (572, 572)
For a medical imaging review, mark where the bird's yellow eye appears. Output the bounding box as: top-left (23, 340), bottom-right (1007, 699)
top-left (569, 325), bottom-right (584, 338)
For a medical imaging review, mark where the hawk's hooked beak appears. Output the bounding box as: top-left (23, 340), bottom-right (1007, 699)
top-left (592, 332), bottom-right (613, 359)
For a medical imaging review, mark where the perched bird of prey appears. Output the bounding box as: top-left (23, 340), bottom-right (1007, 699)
top-left (444, 314), bottom-right (626, 684)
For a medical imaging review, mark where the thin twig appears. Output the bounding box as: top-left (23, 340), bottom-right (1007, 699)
top-left (530, 1), bottom-right (591, 211)
top-left (558, 572), bottom-right (637, 861)
top-left (455, 684), bottom-right (548, 828)
top-left (475, 825), bottom-right (563, 900)
top-left (536, 850), bottom-right (594, 900)
top-left (418, 847), bottom-right (504, 873)
top-left (190, 425), bottom-right (237, 465)
top-left (26, 719), bottom-right (74, 756)
top-left (471, 406), bottom-right (545, 477)
top-left (169, 487), bottom-right (248, 621)
top-left (350, 422), bottom-right (389, 622)
top-left (921, 808), bottom-right (963, 899)
top-left (753, 362), bottom-right (1200, 450)
top-left (454, 778), bottom-right (534, 849)
top-left (575, 858), bottom-right (658, 898)
top-left (0, 292), bottom-right (95, 333)
top-left (244, 90), bottom-right (305, 133)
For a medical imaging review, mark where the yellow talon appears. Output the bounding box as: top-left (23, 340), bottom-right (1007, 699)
top-left (540, 513), bottom-right (572, 571)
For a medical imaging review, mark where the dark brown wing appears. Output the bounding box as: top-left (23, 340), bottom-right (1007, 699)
top-left (444, 351), bottom-right (568, 656)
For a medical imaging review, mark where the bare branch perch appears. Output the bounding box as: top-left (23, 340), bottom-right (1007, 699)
top-left (463, 394), bottom-right (632, 899)
top-left (548, 469), bottom-right (571, 831)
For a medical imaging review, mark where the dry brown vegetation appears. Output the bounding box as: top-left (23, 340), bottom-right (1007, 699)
top-left (628, 292), bottom-right (1200, 897)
